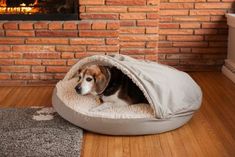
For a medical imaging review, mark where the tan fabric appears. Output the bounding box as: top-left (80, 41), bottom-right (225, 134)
top-left (61, 54), bottom-right (202, 119)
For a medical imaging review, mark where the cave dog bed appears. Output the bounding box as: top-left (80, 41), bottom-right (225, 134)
top-left (52, 54), bottom-right (202, 135)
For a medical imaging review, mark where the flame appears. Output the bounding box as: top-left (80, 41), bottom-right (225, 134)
top-left (0, 0), bottom-right (39, 14)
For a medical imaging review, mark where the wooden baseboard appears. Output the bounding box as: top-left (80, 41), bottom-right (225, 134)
top-left (222, 65), bottom-right (235, 83)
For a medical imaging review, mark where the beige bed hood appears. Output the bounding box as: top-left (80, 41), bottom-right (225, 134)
top-left (63, 54), bottom-right (202, 119)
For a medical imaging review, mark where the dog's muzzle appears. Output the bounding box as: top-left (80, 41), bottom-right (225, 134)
top-left (75, 85), bottom-right (82, 94)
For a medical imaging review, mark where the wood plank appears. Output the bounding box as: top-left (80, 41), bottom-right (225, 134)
top-left (0, 72), bottom-right (235, 157)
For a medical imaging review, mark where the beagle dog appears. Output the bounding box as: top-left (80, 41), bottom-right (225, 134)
top-left (74, 65), bottom-right (148, 106)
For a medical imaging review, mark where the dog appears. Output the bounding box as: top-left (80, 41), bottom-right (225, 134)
top-left (75, 65), bottom-right (148, 106)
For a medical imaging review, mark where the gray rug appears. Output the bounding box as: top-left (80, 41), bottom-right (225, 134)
top-left (0, 107), bottom-right (83, 157)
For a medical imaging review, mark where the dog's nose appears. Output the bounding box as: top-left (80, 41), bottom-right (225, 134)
top-left (75, 85), bottom-right (82, 94)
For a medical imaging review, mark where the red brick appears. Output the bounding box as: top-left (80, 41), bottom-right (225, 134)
top-left (1, 66), bottom-right (30, 73)
top-left (120, 35), bottom-right (158, 41)
top-left (86, 6), bottom-right (127, 12)
top-left (92, 21), bottom-right (106, 30)
top-left (39, 74), bottom-right (53, 80)
top-left (160, 23), bottom-right (179, 29)
top-left (79, 30), bottom-right (118, 37)
top-left (19, 23), bottom-right (33, 30)
top-left (0, 46), bottom-right (11, 51)
top-left (180, 23), bottom-right (201, 28)
top-left (158, 48), bottom-right (180, 53)
top-left (173, 42), bottom-right (208, 47)
top-left (26, 38), bottom-right (68, 44)
top-left (12, 45), bottom-right (55, 52)
top-left (106, 38), bottom-right (119, 45)
top-left (120, 27), bottom-right (145, 34)
top-left (120, 42), bottom-right (146, 48)
top-left (210, 16), bottom-right (226, 22)
top-left (49, 22), bottom-right (63, 30)
top-left (42, 60), bottom-right (66, 65)
top-left (190, 10), bottom-right (226, 15)
top-left (6, 30), bottom-right (35, 37)
top-left (160, 10), bottom-right (188, 16)
top-left (75, 53), bottom-right (88, 59)
top-left (160, 29), bottom-right (193, 35)
top-left (145, 55), bottom-right (158, 61)
top-left (80, 0), bottom-right (104, 5)
top-left (3, 22), bottom-right (18, 29)
top-left (67, 59), bottom-right (79, 65)
top-left (23, 53), bottom-right (60, 59)
top-left (166, 54), bottom-right (180, 60)
top-left (0, 59), bottom-right (14, 65)
top-left (46, 66), bottom-right (69, 73)
top-left (160, 16), bottom-right (172, 22)
top-left (205, 35), bottom-right (227, 41)
top-left (0, 31), bottom-right (3, 36)
top-left (34, 22), bottom-right (49, 29)
top-left (121, 49), bottom-right (157, 55)
top-left (146, 42), bottom-right (158, 48)
top-left (146, 27), bottom-right (158, 34)
top-left (209, 42), bottom-right (227, 47)
top-left (70, 38), bottom-right (105, 45)
top-left (160, 3), bottom-right (194, 9)
top-left (107, 21), bottom-right (120, 30)
top-left (192, 48), bottom-right (226, 53)
top-left (61, 53), bottom-right (74, 59)
top-left (36, 30), bottom-right (78, 37)
top-left (12, 74), bottom-right (33, 80)
top-left (54, 74), bottom-right (66, 79)
top-left (120, 13), bottom-right (146, 20)
top-left (167, 35), bottom-right (204, 41)
top-left (194, 29), bottom-right (218, 35)
top-left (159, 41), bottom-right (172, 47)
top-left (120, 21), bottom-right (136, 27)
top-left (128, 6), bottom-right (158, 12)
top-left (56, 45), bottom-right (86, 52)
top-left (195, 3), bottom-right (232, 9)
top-left (15, 60), bottom-right (41, 65)
top-left (63, 22), bottom-right (78, 30)
top-left (106, 0), bottom-right (146, 5)
top-left (32, 66), bottom-right (45, 73)
top-left (137, 20), bottom-right (158, 27)
top-left (77, 22), bottom-right (92, 30)
top-left (0, 38), bottom-right (24, 44)
top-left (0, 53), bottom-right (21, 58)
top-left (147, 13), bottom-right (159, 19)
top-left (80, 13), bottom-right (118, 20)
top-left (0, 74), bottom-right (11, 80)
top-left (147, 0), bottom-right (159, 5)
top-left (202, 23), bottom-right (227, 29)
top-left (173, 16), bottom-right (210, 22)
top-left (87, 46), bottom-right (119, 52)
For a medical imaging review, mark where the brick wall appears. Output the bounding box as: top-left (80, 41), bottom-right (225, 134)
top-left (0, 0), bottom-right (159, 85)
top-left (0, 0), bottom-right (234, 85)
top-left (159, 0), bottom-right (235, 71)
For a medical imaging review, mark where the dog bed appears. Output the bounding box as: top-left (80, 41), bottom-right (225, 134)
top-left (52, 54), bottom-right (202, 135)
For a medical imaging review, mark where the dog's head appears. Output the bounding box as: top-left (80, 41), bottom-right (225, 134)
top-left (75, 65), bottom-right (110, 95)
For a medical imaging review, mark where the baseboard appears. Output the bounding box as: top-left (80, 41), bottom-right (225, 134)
top-left (222, 65), bottom-right (235, 83)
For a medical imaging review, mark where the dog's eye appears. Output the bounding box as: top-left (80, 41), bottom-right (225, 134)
top-left (86, 77), bottom-right (93, 82)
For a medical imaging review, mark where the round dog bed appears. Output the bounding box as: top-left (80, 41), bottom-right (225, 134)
top-left (52, 54), bottom-right (202, 135)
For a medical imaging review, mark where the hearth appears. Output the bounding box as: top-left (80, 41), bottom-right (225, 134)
top-left (0, 0), bottom-right (78, 20)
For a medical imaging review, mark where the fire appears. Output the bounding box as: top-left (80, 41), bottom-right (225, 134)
top-left (0, 0), bottom-right (39, 14)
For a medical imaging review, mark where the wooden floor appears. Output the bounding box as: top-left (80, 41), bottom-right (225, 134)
top-left (0, 72), bottom-right (235, 157)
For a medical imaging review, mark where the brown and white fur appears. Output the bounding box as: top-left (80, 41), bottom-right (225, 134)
top-left (75, 65), bottom-right (148, 106)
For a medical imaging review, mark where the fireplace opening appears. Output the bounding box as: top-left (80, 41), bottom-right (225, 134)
top-left (0, 0), bottom-right (79, 20)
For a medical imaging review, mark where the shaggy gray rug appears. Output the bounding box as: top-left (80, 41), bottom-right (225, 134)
top-left (0, 107), bottom-right (83, 157)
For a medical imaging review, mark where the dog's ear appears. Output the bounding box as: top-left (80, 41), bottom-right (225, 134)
top-left (95, 66), bottom-right (111, 94)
